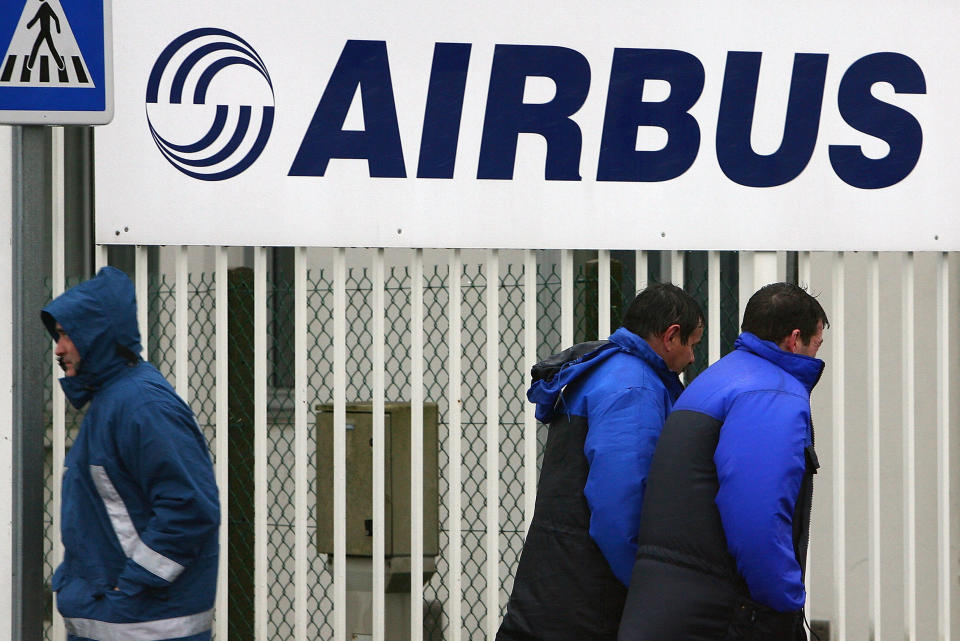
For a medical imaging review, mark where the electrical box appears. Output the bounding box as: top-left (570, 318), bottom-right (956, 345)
top-left (316, 403), bottom-right (439, 563)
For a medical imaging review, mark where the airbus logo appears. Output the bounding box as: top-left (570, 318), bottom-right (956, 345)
top-left (145, 28), bottom-right (274, 181)
top-left (143, 34), bottom-right (926, 190)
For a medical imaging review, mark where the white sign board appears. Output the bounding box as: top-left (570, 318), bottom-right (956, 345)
top-left (96, 1), bottom-right (959, 250)
top-left (0, 0), bottom-right (112, 125)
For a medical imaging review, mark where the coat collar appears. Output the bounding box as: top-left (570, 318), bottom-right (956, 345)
top-left (735, 332), bottom-right (825, 394)
top-left (608, 327), bottom-right (684, 401)
top-left (527, 327), bottom-right (686, 423)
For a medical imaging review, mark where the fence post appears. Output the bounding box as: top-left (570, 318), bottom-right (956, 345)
top-left (227, 267), bottom-right (255, 641)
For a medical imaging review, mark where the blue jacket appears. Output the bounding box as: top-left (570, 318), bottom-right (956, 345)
top-left (676, 332), bottom-right (822, 611)
top-left (618, 331), bottom-right (824, 641)
top-left (42, 267), bottom-right (220, 641)
top-left (498, 328), bottom-right (683, 641)
top-left (528, 327), bottom-right (684, 585)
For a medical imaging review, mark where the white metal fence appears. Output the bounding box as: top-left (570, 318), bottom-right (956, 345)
top-left (43, 242), bottom-right (958, 641)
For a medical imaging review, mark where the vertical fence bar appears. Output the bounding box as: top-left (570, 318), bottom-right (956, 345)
top-left (50, 129), bottom-right (63, 288)
top-left (175, 246), bottom-right (189, 402)
top-left (214, 247), bottom-right (229, 641)
top-left (707, 251), bottom-right (720, 365)
top-left (561, 249), bottom-right (573, 348)
top-left (294, 247), bottom-right (308, 641)
top-left (799, 252), bottom-right (811, 288)
top-left (738, 251), bottom-right (753, 324)
top-left (753, 251), bottom-right (777, 286)
top-left (50, 129), bottom-right (63, 301)
top-left (135, 246), bottom-right (149, 357)
top-left (447, 249), bottom-right (463, 641)
top-left (333, 247), bottom-right (347, 641)
top-left (936, 251), bottom-right (951, 641)
top-left (598, 249), bottom-right (610, 338)
top-left (372, 249), bottom-right (386, 641)
top-left (485, 249), bottom-right (500, 640)
top-left (253, 247), bottom-right (268, 641)
top-left (799, 247), bottom-right (817, 613)
top-left (803, 250), bottom-right (812, 616)
top-left (672, 250), bottom-right (687, 381)
top-left (832, 252), bottom-right (846, 641)
top-left (902, 251), bottom-right (916, 641)
top-left (411, 249), bottom-right (425, 641)
top-left (776, 251), bottom-right (787, 281)
top-left (95, 244), bottom-right (107, 270)
top-left (670, 250), bottom-right (684, 286)
top-left (635, 250), bottom-right (647, 291)
top-left (867, 252), bottom-right (881, 641)
top-left (50, 126), bottom-right (66, 641)
top-left (2, 124), bottom-right (11, 640)
top-left (523, 249), bottom-right (537, 532)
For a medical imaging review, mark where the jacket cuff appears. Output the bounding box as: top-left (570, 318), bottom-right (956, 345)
top-left (728, 598), bottom-right (804, 641)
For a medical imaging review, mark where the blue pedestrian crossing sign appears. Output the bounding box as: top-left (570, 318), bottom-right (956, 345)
top-left (0, 0), bottom-right (112, 124)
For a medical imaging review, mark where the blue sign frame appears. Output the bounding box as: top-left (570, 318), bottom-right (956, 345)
top-left (0, 0), bottom-right (112, 124)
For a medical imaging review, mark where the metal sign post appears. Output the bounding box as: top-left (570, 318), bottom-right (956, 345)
top-left (9, 124), bottom-right (52, 641)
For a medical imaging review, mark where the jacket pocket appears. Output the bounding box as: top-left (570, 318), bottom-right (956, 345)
top-left (724, 597), bottom-right (805, 641)
top-left (54, 574), bottom-right (105, 619)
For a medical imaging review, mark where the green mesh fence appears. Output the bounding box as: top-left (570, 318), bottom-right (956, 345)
top-left (42, 251), bottom-right (740, 641)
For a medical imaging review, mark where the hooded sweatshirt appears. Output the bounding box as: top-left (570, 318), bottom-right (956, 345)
top-left (42, 266), bottom-right (220, 641)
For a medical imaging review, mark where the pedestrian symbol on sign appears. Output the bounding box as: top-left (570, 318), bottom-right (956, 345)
top-left (27, 0), bottom-right (64, 71)
top-left (0, 0), bottom-right (93, 87)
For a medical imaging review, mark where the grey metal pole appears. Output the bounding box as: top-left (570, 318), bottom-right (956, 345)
top-left (11, 125), bottom-right (52, 641)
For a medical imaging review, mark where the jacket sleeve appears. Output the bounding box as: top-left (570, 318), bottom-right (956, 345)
top-left (114, 402), bottom-right (220, 594)
top-left (713, 390), bottom-right (810, 612)
top-left (583, 384), bottom-right (667, 586)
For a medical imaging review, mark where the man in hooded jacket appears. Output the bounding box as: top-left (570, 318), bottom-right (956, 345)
top-left (496, 283), bottom-right (704, 641)
top-left (42, 266), bottom-right (220, 641)
top-left (617, 282), bottom-right (828, 641)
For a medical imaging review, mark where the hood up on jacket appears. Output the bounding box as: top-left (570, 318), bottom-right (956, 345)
top-left (527, 327), bottom-right (683, 423)
top-left (41, 266), bottom-right (143, 409)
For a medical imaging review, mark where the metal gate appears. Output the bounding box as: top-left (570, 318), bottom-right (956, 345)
top-left (40, 240), bottom-right (958, 641)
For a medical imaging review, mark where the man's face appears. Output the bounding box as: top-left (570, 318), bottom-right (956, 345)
top-left (795, 321), bottom-right (825, 358)
top-left (665, 322), bottom-right (703, 373)
top-left (54, 323), bottom-right (81, 377)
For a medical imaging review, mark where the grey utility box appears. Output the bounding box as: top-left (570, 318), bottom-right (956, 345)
top-left (316, 402), bottom-right (439, 588)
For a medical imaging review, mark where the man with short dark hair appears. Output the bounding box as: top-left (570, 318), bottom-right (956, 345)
top-left (497, 283), bottom-right (704, 641)
top-left (43, 266), bottom-right (220, 641)
top-left (618, 282), bottom-right (828, 641)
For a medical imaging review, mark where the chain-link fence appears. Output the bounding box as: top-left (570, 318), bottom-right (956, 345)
top-left (42, 250), bottom-right (740, 641)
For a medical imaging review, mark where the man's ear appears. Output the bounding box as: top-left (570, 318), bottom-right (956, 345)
top-left (662, 323), bottom-right (681, 347)
top-left (780, 329), bottom-right (801, 353)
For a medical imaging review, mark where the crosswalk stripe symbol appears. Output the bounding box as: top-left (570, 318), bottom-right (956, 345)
top-left (0, 0), bottom-right (94, 88)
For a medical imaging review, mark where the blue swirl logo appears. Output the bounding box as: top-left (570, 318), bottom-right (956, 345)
top-left (145, 28), bottom-right (274, 181)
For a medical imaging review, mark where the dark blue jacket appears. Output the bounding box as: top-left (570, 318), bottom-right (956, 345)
top-left (618, 332), bottom-right (823, 641)
top-left (42, 267), bottom-right (220, 641)
top-left (498, 328), bottom-right (682, 641)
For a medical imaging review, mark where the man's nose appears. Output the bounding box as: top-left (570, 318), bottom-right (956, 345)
top-left (54, 339), bottom-right (65, 355)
